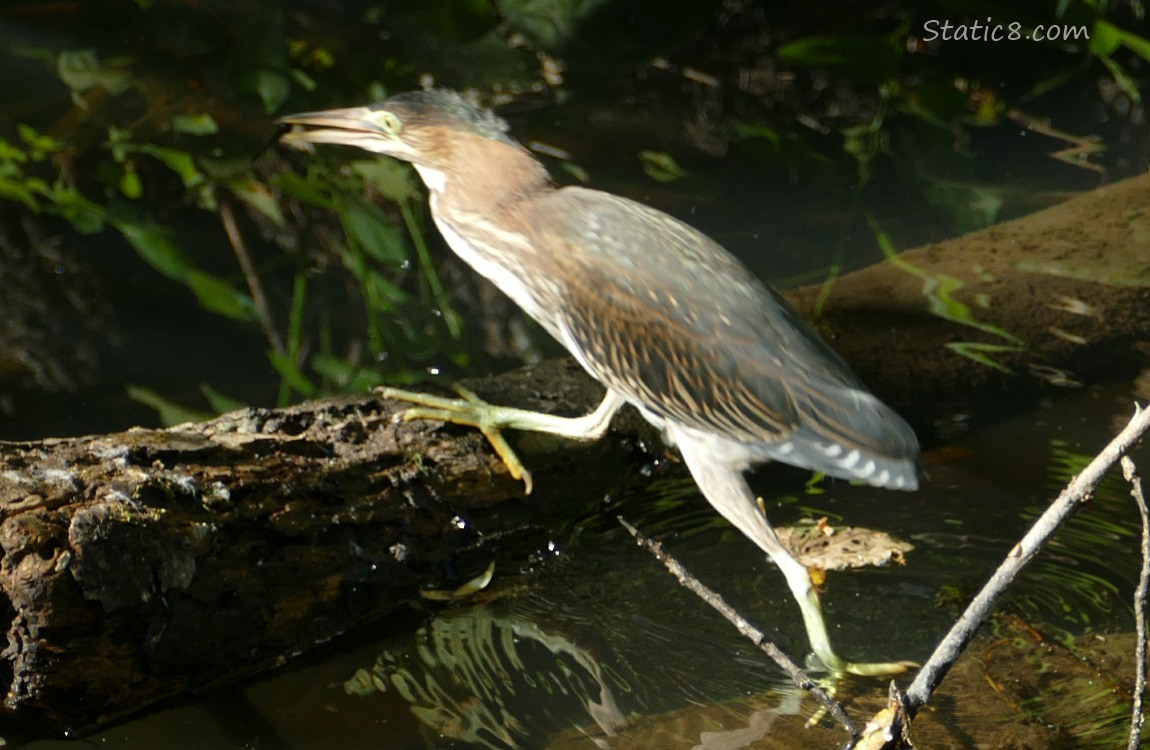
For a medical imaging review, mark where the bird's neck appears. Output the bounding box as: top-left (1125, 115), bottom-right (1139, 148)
top-left (418, 146), bottom-right (553, 219)
top-left (413, 144), bottom-right (558, 327)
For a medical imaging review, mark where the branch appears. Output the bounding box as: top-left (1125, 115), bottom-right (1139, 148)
top-left (1123, 455), bottom-right (1148, 750)
top-left (904, 403), bottom-right (1150, 711)
top-left (618, 516), bottom-right (861, 742)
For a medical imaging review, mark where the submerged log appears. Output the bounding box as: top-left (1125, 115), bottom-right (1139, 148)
top-left (789, 170), bottom-right (1150, 427)
top-left (0, 171), bottom-right (1147, 731)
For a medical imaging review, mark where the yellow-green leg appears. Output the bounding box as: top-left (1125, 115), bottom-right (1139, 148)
top-left (377, 385), bottom-right (626, 493)
top-left (675, 435), bottom-right (917, 682)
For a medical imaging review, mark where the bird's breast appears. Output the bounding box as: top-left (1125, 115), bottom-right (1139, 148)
top-left (428, 194), bottom-right (562, 334)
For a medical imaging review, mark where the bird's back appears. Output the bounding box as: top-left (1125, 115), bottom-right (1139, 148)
top-left (526, 186), bottom-right (919, 489)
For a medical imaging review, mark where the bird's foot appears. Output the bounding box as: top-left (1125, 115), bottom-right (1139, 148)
top-left (377, 385), bottom-right (534, 494)
top-left (831, 657), bottom-right (918, 678)
top-left (803, 657), bottom-right (917, 728)
top-left (795, 587), bottom-right (917, 677)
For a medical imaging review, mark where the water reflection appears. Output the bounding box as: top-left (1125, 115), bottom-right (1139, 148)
top-left (345, 605), bottom-right (627, 748)
top-left (18, 383), bottom-right (1150, 750)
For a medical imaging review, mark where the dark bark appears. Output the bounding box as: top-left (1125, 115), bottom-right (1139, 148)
top-left (1, 171), bottom-right (1147, 731)
top-left (0, 359), bottom-right (641, 731)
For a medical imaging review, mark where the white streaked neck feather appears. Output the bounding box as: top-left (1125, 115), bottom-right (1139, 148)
top-left (413, 164), bottom-right (448, 193)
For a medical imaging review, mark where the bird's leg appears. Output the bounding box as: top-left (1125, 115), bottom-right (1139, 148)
top-left (378, 386), bottom-right (626, 493)
top-left (675, 444), bottom-right (916, 680)
top-left (782, 552), bottom-right (916, 676)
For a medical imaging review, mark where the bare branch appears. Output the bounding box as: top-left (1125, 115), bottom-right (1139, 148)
top-left (905, 404), bottom-right (1150, 711)
top-left (1123, 455), bottom-right (1148, 750)
top-left (618, 516), bottom-right (860, 742)
top-left (220, 200), bottom-right (284, 355)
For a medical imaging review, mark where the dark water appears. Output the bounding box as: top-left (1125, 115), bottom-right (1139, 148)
top-left (16, 382), bottom-right (1150, 749)
top-left (2, 1), bottom-right (1148, 748)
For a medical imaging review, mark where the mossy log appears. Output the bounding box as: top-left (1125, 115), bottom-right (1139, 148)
top-left (1, 171), bottom-right (1147, 731)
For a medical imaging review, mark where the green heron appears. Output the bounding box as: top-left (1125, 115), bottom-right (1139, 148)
top-left (279, 90), bottom-right (919, 676)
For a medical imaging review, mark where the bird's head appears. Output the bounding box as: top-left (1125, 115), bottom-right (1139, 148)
top-left (277, 90), bottom-right (519, 182)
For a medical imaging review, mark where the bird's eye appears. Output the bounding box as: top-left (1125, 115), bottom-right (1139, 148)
top-left (368, 110), bottom-right (403, 136)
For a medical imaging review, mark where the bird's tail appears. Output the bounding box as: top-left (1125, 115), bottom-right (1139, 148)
top-left (769, 386), bottom-right (919, 490)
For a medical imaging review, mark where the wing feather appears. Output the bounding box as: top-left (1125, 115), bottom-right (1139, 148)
top-left (527, 186), bottom-right (917, 464)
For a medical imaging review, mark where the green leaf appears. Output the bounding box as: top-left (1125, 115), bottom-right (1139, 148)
top-left (728, 120), bottom-right (837, 176)
top-left (638, 150), bottom-right (688, 183)
top-left (271, 171), bottom-right (336, 209)
top-left (364, 270), bottom-right (410, 308)
top-left (409, 0), bottom-right (500, 43)
top-left (17, 125), bottom-right (61, 157)
top-left (730, 120), bottom-right (781, 145)
top-left (1118, 27), bottom-right (1150, 64)
top-left (171, 113), bottom-right (220, 136)
top-left (841, 118), bottom-right (888, 183)
top-left (120, 165), bottom-right (142, 199)
top-left (557, 161), bottom-right (590, 183)
top-left (867, 214), bottom-right (1024, 371)
top-left (199, 383), bottom-right (248, 414)
top-left (229, 177), bottom-right (285, 226)
top-left (186, 271), bottom-right (255, 321)
top-left (0, 138), bottom-right (29, 163)
top-left (57, 49), bottom-right (134, 96)
top-left (944, 342), bottom-right (1019, 373)
top-left (310, 354), bottom-right (386, 391)
top-left (1098, 55), bottom-right (1141, 102)
top-left (776, 35), bottom-right (901, 82)
top-left (341, 198), bottom-right (409, 266)
top-left (114, 220), bottom-right (190, 279)
top-left (49, 185), bottom-right (107, 234)
top-left (289, 68), bottom-right (318, 92)
top-left (268, 350), bottom-right (316, 396)
top-left (127, 385), bottom-right (212, 426)
top-left (134, 145), bottom-right (203, 188)
top-left (106, 125), bottom-right (131, 162)
top-left (0, 180), bottom-right (40, 210)
top-left (112, 213), bottom-right (257, 320)
top-left (1090, 20), bottom-right (1123, 57)
top-left (287, 270), bottom-right (309, 358)
top-left (922, 180), bottom-right (1004, 233)
top-left (351, 158), bottom-right (420, 203)
top-left (253, 69), bottom-right (290, 114)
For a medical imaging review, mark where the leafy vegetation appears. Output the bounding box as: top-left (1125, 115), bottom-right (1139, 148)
top-left (0, 0), bottom-right (1146, 429)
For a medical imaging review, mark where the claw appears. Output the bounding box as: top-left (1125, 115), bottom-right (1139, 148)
top-left (803, 659), bottom-right (916, 728)
top-left (377, 385), bottom-right (534, 494)
top-left (840, 659), bottom-right (917, 677)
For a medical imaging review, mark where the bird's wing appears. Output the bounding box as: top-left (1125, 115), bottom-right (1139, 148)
top-left (529, 186), bottom-right (916, 461)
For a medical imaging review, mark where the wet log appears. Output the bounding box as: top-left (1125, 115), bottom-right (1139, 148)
top-left (1, 171), bottom-right (1148, 731)
top-left (788, 170), bottom-right (1150, 431)
top-left (0, 359), bottom-right (642, 731)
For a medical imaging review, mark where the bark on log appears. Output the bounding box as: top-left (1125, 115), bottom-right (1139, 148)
top-left (0, 360), bottom-right (641, 731)
top-left (1, 171), bottom-right (1148, 731)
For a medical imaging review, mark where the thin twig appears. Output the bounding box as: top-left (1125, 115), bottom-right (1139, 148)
top-left (398, 198), bottom-right (462, 339)
top-left (221, 201), bottom-right (284, 355)
top-left (618, 516), bottom-right (860, 741)
top-left (905, 403), bottom-right (1150, 712)
top-left (1123, 455), bottom-right (1148, 750)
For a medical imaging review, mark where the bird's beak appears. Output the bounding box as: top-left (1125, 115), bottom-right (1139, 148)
top-left (276, 106), bottom-right (382, 151)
